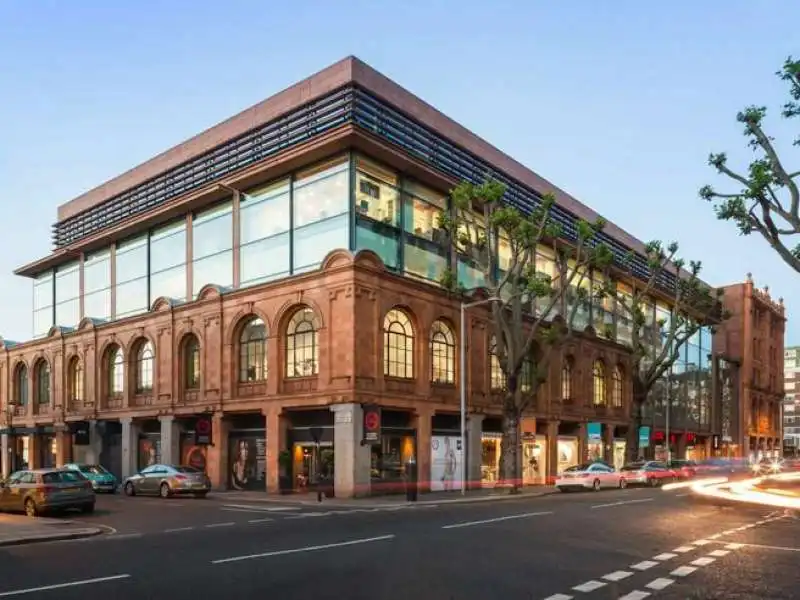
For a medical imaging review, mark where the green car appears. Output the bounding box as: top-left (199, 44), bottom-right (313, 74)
top-left (63, 463), bottom-right (118, 494)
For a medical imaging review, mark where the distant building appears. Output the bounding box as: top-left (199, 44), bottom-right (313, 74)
top-left (784, 346), bottom-right (800, 456)
top-left (713, 274), bottom-right (786, 459)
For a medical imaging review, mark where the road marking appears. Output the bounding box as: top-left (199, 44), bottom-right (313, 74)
top-left (572, 580), bottom-right (605, 593)
top-left (247, 518), bottom-right (273, 524)
top-left (107, 533), bottom-right (142, 541)
top-left (675, 493), bottom-right (689, 497)
top-left (618, 591), bottom-right (650, 600)
top-left (670, 566), bottom-right (697, 577)
top-left (706, 534), bottom-right (721, 539)
top-left (708, 549), bottom-right (730, 557)
top-left (602, 571), bottom-right (632, 582)
top-left (653, 552), bottom-right (677, 561)
top-left (673, 546), bottom-right (694, 553)
top-left (725, 543), bottom-right (744, 550)
top-left (714, 541), bottom-right (800, 553)
top-left (221, 504), bottom-right (299, 512)
top-left (220, 508), bottom-right (276, 515)
top-left (631, 560), bottom-right (658, 571)
top-left (205, 522), bottom-right (235, 528)
top-left (0, 574), bottom-right (130, 597)
top-left (164, 527), bottom-right (194, 533)
top-left (211, 534), bottom-right (395, 564)
top-left (441, 511), bottom-right (553, 530)
top-left (646, 578), bottom-right (674, 591)
top-left (722, 529), bottom-right (737, 535)
top-left (690, 557), bottom-right (715, 566)
top-left (590, 498), bottom-right (653, 509)
top-left (542, 595), bottom-right (573, 600)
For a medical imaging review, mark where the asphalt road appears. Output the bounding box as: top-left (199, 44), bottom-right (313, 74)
top-left (0, 487), bottom-right (797, 599)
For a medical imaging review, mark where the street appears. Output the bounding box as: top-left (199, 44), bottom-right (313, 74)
top-left (0, 487), bottom-right (797, 599)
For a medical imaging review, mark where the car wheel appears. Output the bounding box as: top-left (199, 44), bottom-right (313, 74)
top-left (159, 483), bottom-right (171, 499)
top-left (24, 498), bottom-right (38, 518)
top-left (81, 503), bottom-right (95, 514)
top-left (194, 492), bottom-right (208, 499)
top-left (124, 482), bottom-right (136, 497)
top-left (648, 477), bottom-right (658, 487)
top-left (619, 478), bottom-right (627, 489)
top-left (592, 479), bottom-right (601, 492)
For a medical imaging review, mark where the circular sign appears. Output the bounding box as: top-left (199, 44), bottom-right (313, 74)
top-left (364, 411), bottom-right (379, 430)
top-left (196, 418), bottom-right (211, 435)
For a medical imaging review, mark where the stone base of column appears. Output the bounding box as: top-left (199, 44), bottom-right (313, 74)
top-left (331, 404), bottom-right (370, 498)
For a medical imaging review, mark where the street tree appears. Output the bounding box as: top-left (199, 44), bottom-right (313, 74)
top-left (601, 242), bottom-right (725, 462)
top-left (700, 56), bottom-right (800, 272)
top-left (440, 180), bottom-right (612, 489)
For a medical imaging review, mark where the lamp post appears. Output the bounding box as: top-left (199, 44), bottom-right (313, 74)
top-left (4, 400), bottom-right (16, 476)
top-left (460, 296), bottom-right (500, 496)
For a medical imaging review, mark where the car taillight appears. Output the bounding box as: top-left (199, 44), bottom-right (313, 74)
top-left (174, 474), bottom-right (187, 481)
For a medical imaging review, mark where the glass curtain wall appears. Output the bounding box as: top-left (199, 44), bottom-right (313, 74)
top-left (240, 179), bottom-right (291, 285)
top-left (192, 202), bottom-right (233, 297)
top-left (33, 271), bottom-right (54, 338)
top-left (115, 234), bottom-right (148, 318)
top-left (55, 261), bottom-right (80, 328)
top-left (83, 249), bottom-right (111, 321)
top-left (150, 221), bottom-right (187, 301)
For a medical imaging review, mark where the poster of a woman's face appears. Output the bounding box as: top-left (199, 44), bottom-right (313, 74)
top-left (138, 438), bottom-right (161, 470)
top-left (229, 438), bottom-right (254, 490)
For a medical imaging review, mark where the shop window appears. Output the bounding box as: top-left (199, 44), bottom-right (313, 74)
top-left (561, 357), bottom-right (574, 402)
top-left (384, 308), bottom-right (414, 379)
top-left (183, 335), bottom-right (201, 389)
top-left (430, 320), bottom-right (455, 384)
top-left (68, 357), bottom-right (84, 404)
top-left (239, 317), bottom-right (268, 383)
top-left (106, 346), bottom-right (124, 397)
top-left (592, 360), bottom-right (607, 406)
top-left (489, 336), bottom-right (506, 390)
top-left (612, 365), bottom-right (623, 407)
top-left (35, 360), bottom-right (50, 405)
top-left (135, 340), bottom-right (155, 394)
top-left (14, 363), bottom-right (28, 406)
top-left (286, 307), bottom-right (319, 378)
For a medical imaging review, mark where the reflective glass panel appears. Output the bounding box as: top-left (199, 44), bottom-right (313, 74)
top-left (84, 288), bottom-right (111, 321)
top-left (293, 213), bottom-right (349, 273)
top-left (457, 258), bottom-right (485, 291)
top-left (55, 299), bottom-right (80, 328)
top-left (355, 223), bottom-right (399, 268)
top-left (193, 250), bottom-right (233, 297)
top-left (83, 250), bottom-right (111, 294)
top-left (151, 264), bottom-right (186, 301)
top-left (33, 274), bottom-right (53, 311)
top-left (354, 168), bottom-right (400, 227)
top-left (293, 159), bottom-right (349, 228)
top-left (403, 195), bottom-right (446, 243)
top-left (193, 202), bottom-right (233, 259)
top-left (116, 277), bottom-right (148, 317)
top-left (240, 233), bottom-right (290, 286)
top-left (240, 180), bottom-right (290, 245)
top-left (55, 262), bottom-right (80, 303)
top-left (33, 307), bottom-right (53, 338)
top-left (150, 221), bottom-right (186, 273)
top-left (116, 236), bottom-right (148, 283)
top-left (404, 242), bottom-right (446, 283)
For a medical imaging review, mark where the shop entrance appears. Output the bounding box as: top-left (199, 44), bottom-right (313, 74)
top-left (292, 442), bottom-right (334, 491)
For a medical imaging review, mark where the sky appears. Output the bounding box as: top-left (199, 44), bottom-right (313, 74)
top-left (1, 1), bottom-right (798, 344)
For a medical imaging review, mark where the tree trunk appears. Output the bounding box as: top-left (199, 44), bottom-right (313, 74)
top-left (625, 393), bottom-right (647, 463)
top-left (498, 400), bottom-right (521, 493)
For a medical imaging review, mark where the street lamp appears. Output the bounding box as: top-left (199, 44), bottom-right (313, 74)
top-left (460, 296), bottom-right (500, 496)
top-left (4, 400), bottom-right (16, 476)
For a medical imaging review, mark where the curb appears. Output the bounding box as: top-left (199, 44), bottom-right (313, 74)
top-left (0, 528), bottom-right (103, 547)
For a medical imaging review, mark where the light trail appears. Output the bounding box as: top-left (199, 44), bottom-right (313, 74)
top-left (682, 471), bottom-right (800, 509)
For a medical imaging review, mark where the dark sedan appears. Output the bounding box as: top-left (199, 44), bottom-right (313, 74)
top-left (123, 464), bottom-right (211, 498)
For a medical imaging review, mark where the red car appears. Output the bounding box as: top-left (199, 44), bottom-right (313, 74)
top-left (667, 459), bottom-right (697, 480)
top-left (620, 461), bottom-right (679, 487)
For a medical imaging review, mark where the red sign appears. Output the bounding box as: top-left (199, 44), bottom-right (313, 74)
top-left (363, 406), bottom-right (381, 445)
top-left (195, 416), bottom-right (213, 445)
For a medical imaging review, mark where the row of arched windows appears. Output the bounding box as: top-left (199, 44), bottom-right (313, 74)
top-left (560, 359), bottom-right (624, 408)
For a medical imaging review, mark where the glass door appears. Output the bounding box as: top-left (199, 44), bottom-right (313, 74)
top-left (292, 442), bottom-right (333, 491)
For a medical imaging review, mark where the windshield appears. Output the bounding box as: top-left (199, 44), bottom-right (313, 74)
top-left (621, 463), bottom-right (645, 471)
top-left (564, 463), bottom-right (593, 472)
top-left (79, 465), bottom-right (108, 475)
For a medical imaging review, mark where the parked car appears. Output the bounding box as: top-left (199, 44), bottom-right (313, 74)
top-left (555, 462), bottom-right (625, 492)
top-left (123, 464), bottom-right (211, 498)
top-left (63, 463), bottom-right (118, 493)
top-left (667, 459), bottom-right (697, 480)
top-left (620, 461), bottom-right (677, 487)
top-left (0, 468), bottom-right (95, 517)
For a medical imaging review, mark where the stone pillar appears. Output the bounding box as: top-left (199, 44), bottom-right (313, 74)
top-left (330, 403), bottom-right (370, 498)
top-left (159, 416), bottom-right (180, 465)
top-left (546, 421), bottom-right (559, 484)
top-left (578, 422), bottom-right (588, 463)
top-left (120, 418), bottom-right (138, 479)
top-left (207, 412), bottom-right (229, 490)
top-left (413, 407), bottom-right (433, 493)
top-left (603, 425), bottom-right (614, 464)
top-left (466, 414), bottom-right (484, 489)
top-left (55, 430), bottom-right (71, 466)
top-left (28, 435), bottom-right (40, 469)
top-left (676, 433), bottom-right (687, 460)
top-left (1, 433), bottom-right (9, 478)
top-left (265, 409), bottom-right (287, 494)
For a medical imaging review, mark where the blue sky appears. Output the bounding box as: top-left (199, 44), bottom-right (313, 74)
top-left (1, 1), bottom-right (798, 343)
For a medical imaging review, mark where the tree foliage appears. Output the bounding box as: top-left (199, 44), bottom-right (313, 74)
top-left (440, 180), bottom-right (612, 487)
top-left (700, 56), bottom-right (800, 272)
top-left (601, 242), bottom-right (725, 461)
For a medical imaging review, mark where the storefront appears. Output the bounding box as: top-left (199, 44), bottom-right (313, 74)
top-left (587, 423), bottom-right (603, 462)
top-left (522, 434), bottom-right (547, 485)
top-left (481, 433), bottom-right (501, 485)
top-left (370, 410), bottom-right (415, 493)
top-left (137, 420), bottom-right (162, 470)
top-left (227, 414), bottom-right (267, 491)
top-left (287, 410), bottom-right (334, 492)
top-left (39, 433), bottom-right (57, 468)
top-left (556, 436), bottom-right (579, 474)
top-left (430, 414), bottom-right (462, 492)
top-left (613, 439), bottom-right (626, 470)
top-left (180, 431), bottom-right (208, 471)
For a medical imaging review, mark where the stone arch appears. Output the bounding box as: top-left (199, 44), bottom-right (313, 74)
top-left (274, 299), bottom-right (324, 336)
top-left (196, 284), bottom-right (227, 302)
top-left (47, 325), bottom-right (65, 338)
top-left (226, 307), bottom-right (272, 348)
top-left (77, 317), bottom-right (100, 331)
top-left (150, 296), bottom-right (181, 312)
top-left (382, 304), bottom-right (420, 338)
top-left (320, 248), bottom-right (356, 271)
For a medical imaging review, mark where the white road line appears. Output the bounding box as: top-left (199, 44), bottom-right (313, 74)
top-left (247, 518), bottom-right (273, 524)
top-left (542, 595), bottom-right (573, 600)
top-left (722, 529), bottom-right (737, 535)
top-left (106, 533), bottom-right (142, 541)
top-left (646, 578), bottom-right (674, 591)
top-left (441, 511), bottom-right (553, 530)
top-left (675, 493), bottom-right (690, 497)
top-left (205, 522), bottom-right (235, 528)
top-left (706, 534), bottom-right (721, 539)
top-left (211, 534), bottom-right (395, 564)
top-left (572, 580), bottom-right (606, 593)
top-left (221, 504), bottom-right (299, 512)
top-left (603, 571), bottom-right (633, 582)
top-left (715, 542), bottom-right (800, 553)
top-left (653, 552), bottom-right (677, 561)
top-left (708, 549), bottom-right (730, 557)
top-left (631, 560), bottom-right (659, 571)
top-left (691, 557), bottom-right (716, 566)
top-left (692, 539), bottom-right (712, 546)
top-left (725, 543), bottom-right (744, 550)
top-left (164, 527), bottom-right (194, 533)
top-left (670, 566), bottom-right (697, 577)
top-left (220, 508), bottom-right (276, 514)
top-left (590, 498), bottom-right (654, 509)
top-left (673, 546), bottom-right (694, 553)
top-left (619, 591), bottom-right (650, 600)
top-left (0, 575), bottom-right (130, 597)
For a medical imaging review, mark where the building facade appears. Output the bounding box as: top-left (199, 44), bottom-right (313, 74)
top-left (1, 56), bottom-right (718, 496)
top-left (783, 346), bottom-right (800, 456)
top-left (712, 274), bottom-right (786, 459)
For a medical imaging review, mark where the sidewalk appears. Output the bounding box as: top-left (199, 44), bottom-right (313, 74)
top-left (0, 515), bottom-right (104, 547)
top-left (212, 486), bottom-right (557, 508)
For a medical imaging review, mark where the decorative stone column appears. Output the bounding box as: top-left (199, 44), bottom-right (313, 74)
top-left (1, 433), bottom-right (9, 478)
top-left (265, 408), bottom-right (287, 494)
top-left (206, 412), bottom-right (229, 490)
top-left (546, 421), bottom-right (559, 484)
top-left (413, 407), bottom-right (433, 493)
top-left (330, 403), bottom-right (370, 498)
top-left (120, 417), bottom-right (139, 479)
top-left (159, 416), bottom-right (180, 465)
top-left (466, 414), bottom-right (485, 489)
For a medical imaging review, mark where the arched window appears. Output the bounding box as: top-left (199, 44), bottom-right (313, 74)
top-left (384, 309), bottom-right (414, 379)
top-left (489, 336), bottom-right (506, 390)
top-left (14, 364), bottom-right (28, 406)
top-left (592, 360), bottom-right (606, 406)
top-left (430, 320), bottom-right (455, 384)
top-left (68, 357), bottom-right (84, 404)
top-left (239, 317), bottom-right (267, 383)
top-left (286, 307), bottom-right (319, 377)
top-left (108, 346), bottom-right (124, 396)
top-left (612, 365), bottom-right (623, 407)
top-left (561, 357), bottom-right (573, 402)
top-left (135, 340), bottom-right (155, 394)
top-left (520, 358), bottom-right (534, 393)
top-left (183, 335), bottom-right (201, 389)
top-left (35, 360), bottom-right (51, 405)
